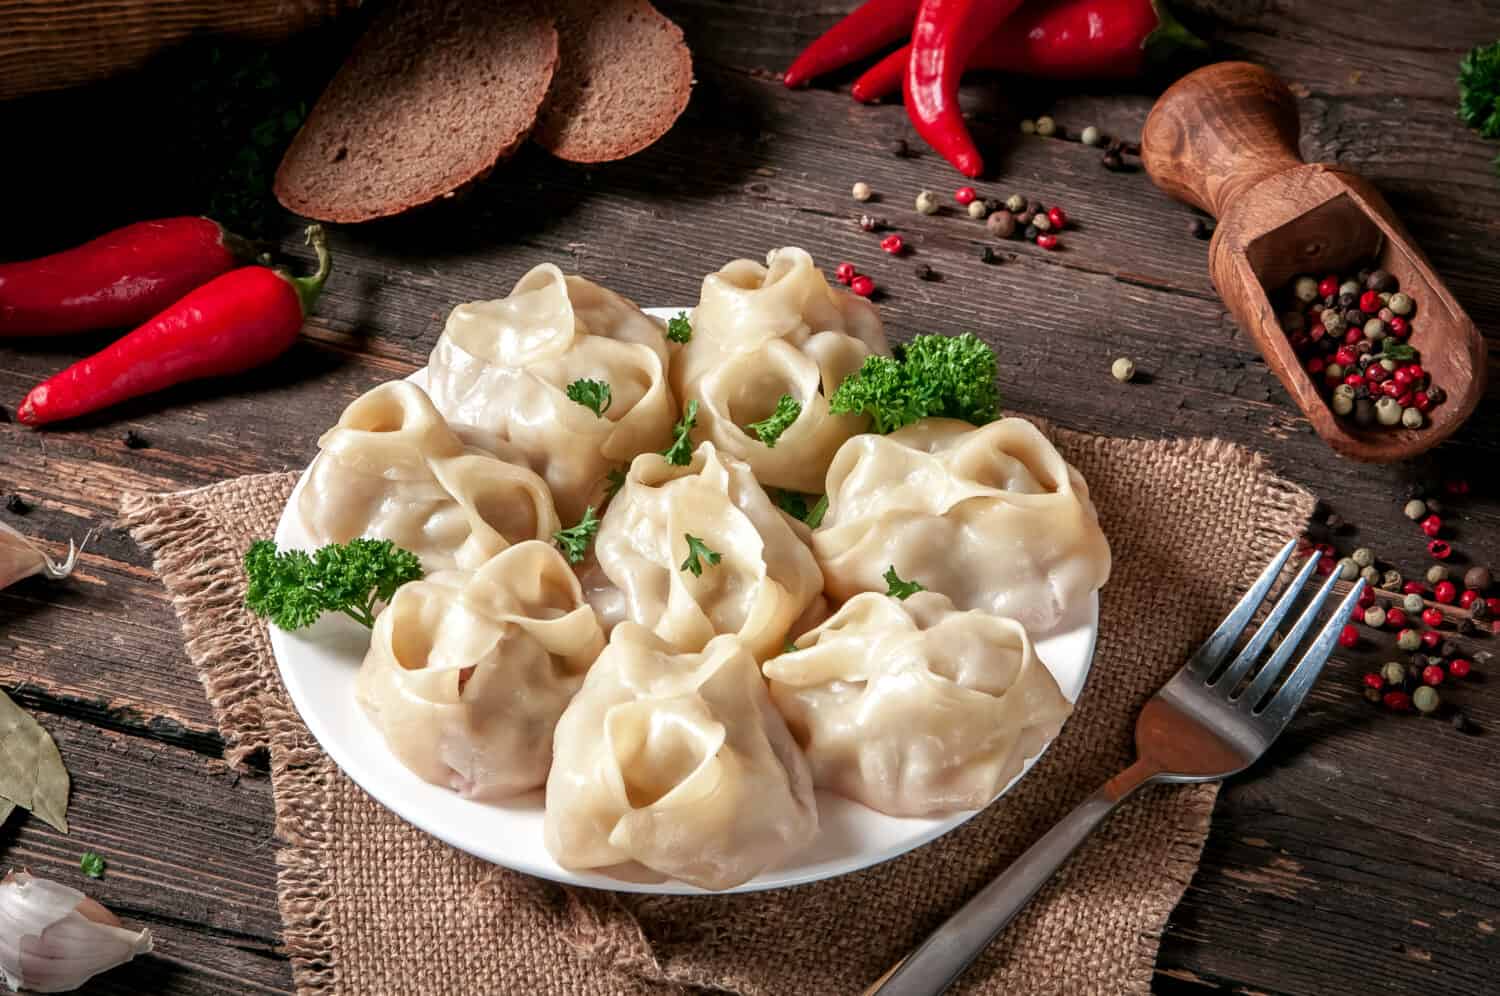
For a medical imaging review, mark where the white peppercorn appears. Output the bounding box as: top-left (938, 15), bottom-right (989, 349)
top-left (1294, 276), bottom-right (1320, 303)
top-left (1327, 363), bottom-right (1345, 380)
top-left (1402, 406), bottom-right (1424, 429)
top-left (1375, 397), bottom-right (1402, 425)
top-left (1111, 357), bottom-right (1136, 382)
top-left (967, 199), bottom-right (989, 219)
top-left (1005, 194), bottom-right (1026, 213)
top-left (1413, 685), bottom-right (1440, 714)
top-left (1427, 565), bottom-right (1449, 584)
top-left (1363, 605), bottom-right (1387, 628)
top-left (916, 190), bottom-right (940, 214)
top-left (1321, 309), bottom-right (1347, 335)
top-left (1337, 557), bottom-right (1360, 580)
top-left (1382, 661), bottom-right (1407, 685)
top-left (852, 181), bottom-right (873, 202)
top-left (1404, 499), bottom-right (1427, 520)
top-left (1361, 565), bottom-right (1381, 584)
top-left (1403, 593), bottom-right (1425, 614)
top-left (1398, 628), bottom-right (1423, 651)
top-left (1036, 115), bottom-right (1057, 136)
top-left (1032, 213), bottom-right (1052, 232)
top-left (1081, 125), bottom-right (1103, 146)
top-left (1339, 280), bottom-right (1361, 297)
top-left (1364, 318), bottom-right (1387, 341)
top-left (1388, 292), bottom-right (1413, 316)
top-left (1381, 569), bottom-right (1403, 590)
top-left (1331, 391), bottom-right (1354, 416)
top-left (1352, 547), bottom-right (1375, 568)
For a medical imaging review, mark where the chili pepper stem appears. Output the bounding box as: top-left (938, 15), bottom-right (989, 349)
top-left (286, 224), bottom-right (332, 316)
top-left (1142, 0), bottom-right (1207, 65)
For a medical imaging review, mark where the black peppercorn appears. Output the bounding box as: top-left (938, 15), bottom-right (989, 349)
top-left (915, 263), bottom-right (937, 281)
top-left (1451, 709), bottom-right (1469, 732)
top-left (1472, 599), bottom-right (1490, 621)
top-left (1024, 224), bottom-right (1039, 241)
top-left (1101, 149), bottom-right (1124, 170)
top-left (980, 246), bottom-right (999, 265)
top-left (1427, 386), bottom-right (1447, 405)
top-left (889, 138), bottom-right (912, 158)
top-left (1339, 292), bottom-right (1357, 309)
top-left (1190, 217), bottom-right (1215, 240)
top-left (1424, 498), bottom-right (1443, 515)
top-left (0, 406), bottom-right (9, 423)
top-left (1354, 385), bottom-right (1372, 401)
top-left (5, 494), bottom-right (30, 515)
top-left (1343, 307), bottom-right (1364, 326)
top-left (1441, 640), bottom-right (1460, 659)
top-left (124, 430), bottom-right (150, 450)
top-left (1366, 269), bottom-right (1397, 293)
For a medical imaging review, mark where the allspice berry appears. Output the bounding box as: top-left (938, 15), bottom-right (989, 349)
top-left (1465, 566), bottom-right (1492, 591)
top-left (986, 210), bottom-right (1016, 238)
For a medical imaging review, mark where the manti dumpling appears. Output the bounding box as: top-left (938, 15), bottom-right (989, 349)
top-left (764, 591), bottom-right (1072, 817)
top-left (296, 381), bottom-right (560, 572)
top-left (671, 247), bottom-right (889, 493)
top-left (544, 624), bottom-right (817, 890)
top-left (813, 417), bottom-right (1111, 632)
top-left (426, 263), bottom-right (678, 522)
top-left (592, 440), bottom-right (824, 661)
top-left (357, 541), bottom-right (605, 799)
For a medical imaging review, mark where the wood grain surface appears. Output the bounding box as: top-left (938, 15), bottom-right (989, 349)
top-left (1, 1), bottom-right (1498, 993)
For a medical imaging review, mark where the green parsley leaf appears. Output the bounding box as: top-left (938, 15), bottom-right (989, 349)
top-left (554, 507), bottom-right (601, 564)
top-left (783, 638), bottom-right (799, 654)
top-left (604, 467), bottom-right (628, 501)
top-left (662, 399), bottom-right (699, 465)
top-left (565, 378), bottom-right (612, 418)
top-left (1380, 342), bottom-right (1417, 361)
top-left (774, 489), bottom-right (809, 520)
top-left (1459, 41), bottom-right (1500, 140)
top-left (244, 538), bottom-right (424, 631)
top-left (829, 333), bottom-right (999, 434)
top-left (883, 565), bottom-right (926, 600)
top-left (80, 851), bottom-right (106, 879)
top-left (680, 533), bottom-right (722, 577)
top-left (805, 494), bottom-right (830, 529)
top-left (748, 394), bottom-right (802, 448)
top-left (666, 311), bottom-right (693, 344)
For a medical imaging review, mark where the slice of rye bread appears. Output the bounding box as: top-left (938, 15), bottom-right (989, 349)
top-left (274, 0), bottom-right (559, 223)
top-left (533, 0), bottom-right (693, 163)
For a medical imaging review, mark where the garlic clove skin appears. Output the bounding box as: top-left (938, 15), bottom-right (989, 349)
top-left (0, 521), bottom-right (88, 590)
top-left (0, 871), bottom-right (152, 993)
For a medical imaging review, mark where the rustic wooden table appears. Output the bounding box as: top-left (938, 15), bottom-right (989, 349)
top-left (2, 1), bottom-right (1497, 993)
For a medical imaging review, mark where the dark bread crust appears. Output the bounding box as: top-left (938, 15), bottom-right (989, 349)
top-left (534, 0), bottom-right (693, 163)
top-left (275, 0), bottom-right (559, 223)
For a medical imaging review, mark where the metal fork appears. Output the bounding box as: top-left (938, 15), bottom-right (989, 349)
top-left (866, 541), bottom-right (1364, 996)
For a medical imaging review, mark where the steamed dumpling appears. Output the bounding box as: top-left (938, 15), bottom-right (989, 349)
top-left (357, 541), bottom-right (605, 799)
top-left (764, 591), bottom-right (1071, 817)
top-left (671, 248), bottom-right (889, 494)
top-left (296, 381), bottom-right (560, 572)
top-left (813, 417), bottom-right (1111, 632)
top-left (544, 624), bottom-right (817, 890)
top-left (592, 440), bottom-right (824, 661)
top-left (426, 263), bottom-right (678, 522)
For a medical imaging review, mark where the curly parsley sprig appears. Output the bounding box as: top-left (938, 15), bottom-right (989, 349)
top-left (565, 378), bottom-right (612, 418)
top-left (748, 394), bottom-right (801, 447)
top-left (680, 534), bottom-right (722, 576)
top-left (830, 333), bottom-right (999, 434)
top-left (662, 400), bottom-right (699, 465)
top-left (666, 311), bottom-right (693, 344)
top-left (883, 566), bottom-right (926, 600)
top-left (554, 507), bottom-right (601, 564)
top-left (245, 538), bottom-right (424, 631)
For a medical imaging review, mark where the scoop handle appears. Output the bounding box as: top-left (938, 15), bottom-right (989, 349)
top-left (1141, 61), bottom-right (1305, 219)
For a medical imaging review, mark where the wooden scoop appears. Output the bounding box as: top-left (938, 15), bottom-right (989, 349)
top-left (1142, 61), bottom-right (1486, 463)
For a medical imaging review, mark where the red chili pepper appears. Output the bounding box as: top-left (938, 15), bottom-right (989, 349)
top-left (851, 0), bottom-right (1205, 102)
top-left (905, 0), bottom-right (1027, 177)
top-left (783, 0), bottom-right (922, 88)
top-left (0, 217), bottom-right (259, 337)
top-left (16, 226), bottom-right (330, 426)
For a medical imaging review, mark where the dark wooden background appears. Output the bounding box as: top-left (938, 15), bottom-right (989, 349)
top-left (2, 0), bottom-right (1498, 992)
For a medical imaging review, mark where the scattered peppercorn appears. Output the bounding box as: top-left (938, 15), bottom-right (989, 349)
top-left (858, 214), bottom-right (882, 232)
top-left (1351, 547), bottom-right (1374, 568)
top-left (835, 262), bottom-right (856, 285)
top-left (889, 138), bottom-right (913, 158)
top-left (967, 200), bottom-right (989, 219)
top-left (1363, 686), bottom-right (1383, 704)
top-left (1383, 690), bottom-right (1413, 712)
top-left (1451, 709), bottom-right (1470, 732)
top-left (1111, 357), bottom-right (1136, 383)
top-left (880, 234), bottom-right (905, 255)
top-left (850, 275), bottom-right (875, 297)
top-left (1035, 115), bottom-right (1057, 136)
top-left (1422, 664), bottom-right (1446, 686)
top-left (915, 190), bottom-right (940, 215)
top-left (1363, 605), bottom-right (1387, 628)
top-left (986, 210), bottom-right (1016, 238)
top-left (1421, 629), bottom-right (1443, 650)
top-left (1398, 628), bottom-right (1422, 651)
top-left (123, 430), bottom-right (150, 449)
top-left (1363, 672), bottom-right (1385, 690)
top-left (1338, 624), bottom-right (1360, 648)
top-left (1412, 685), bottom-right (1440, 713)
top-left (1434, 580), bottom-right (1458, 604)
top-left (1381, 661), bottom-right (1407, 685)
top-left (1023, 224), bottom-right (1039, 240)
top-left (1441, 639), bottom-right (1460, 659)
top-left (980, 246), bottom-right (999, 265)
top-left (1465, 566), bottom-right (1492, 590)
top-left (1380, 569), bottom-right (1403, 590)
top-left (1421, 515), bottom-right (1443, 538)
top-left (1035, 233), bottom-right (1059, 250)
top-left (1429, 539), bottom-right (1452, 559)
top-left (1449, 658), bottom-right (1472, 679)
top-left (4, 494), bottom-right (30, 515)
top-left (852, 181), bottom-right (873, 202)
top-left (1427, 564), bottom-right (1449, 584)
top-left (1337, 557), bottom-right (1360, 581)
top-left (954, 186), bottom-right (977, 206)
top-left (915, 263), bottom-right (937, 281)
top-left (1421, 607), bottom-right (1444, 628)
top-left (1102, 149), bottom-right (1124, 170)
top-left (1081, 125), bottom-right (1103, 146)
top-left (1005, 194), bottom-right (1026, 213)
top-left (1047, 206), bottom-right (1068, 230)
top-left (1461, 589), bottom-right (1480, 610)
top-left (1403, 593), bottom-right (1425, 614)
top-left (1386, 607), bottom-right (1408, 629)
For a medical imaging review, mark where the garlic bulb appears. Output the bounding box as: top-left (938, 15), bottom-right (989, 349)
top-left (0, 521), bottom-right (87, 591)
top-left (0, 871), bottom-right (152, 993)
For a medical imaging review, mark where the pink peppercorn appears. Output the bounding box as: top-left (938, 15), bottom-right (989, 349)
top-left (1344, 372), bottom-right (1365, 388)
top-left (835, 262), bottom-right (856, 285)
top-left (1358, 586), bottom-right (1377, 608)
top-left (1308, 357), bottom-right (1326, 375)
top-left (1360, 290), bottom-right (1382, 313)
top-left (1365, 365), bottom-right (1390, 384)
top-left (1035, 234), bottom-right (1059, 250)
top-left (1404, 581), bottom-right (1428, 596)
top-left (1421, 630), bottom-right (1443, 650)
top-left (1449, 659), bottom-right (1472, 679)
top-left (1487, 597), bottom-right (1500, 617)
top-left (1343, 327), bottom-right (1364, 345)
top-left (1363, 672), bottom-right (1385, 690)
top-left (1414, 391), bottom-right (1433, 412)
top-left (1383, 690), bottom-right (1413, 712)
top-left (1460, 590), bottom-right (1479, 609)
top-left (850, 274), bottom-right (875, 297)
top-left (1421, 514), bottom-right (1443, 537)
top-left (954, 186), bottom-right (977, 206)
top-left (1335, 346), bottom-right (1358, 366)
top-left (1338, 625), bottom-right (1360, 648)
top-left (1319, 276), bottom-right (1339, 298)
top-left (1422, 664), bottom-right (1445, 686)
top-left (1047, 206), bottom-right (1068, 229)
top-left (1389, 316), bottom-right (1410, 337)
top-left (880, 234), bottom-right (904, 255)
top-left (1434, 581), bottom-right (1458, 604)
top-left (1429, 539), bottom-right (1452, 559)
top-left (1386, 607), bottom-right (1408, 628)
top-left (1422, 607), bottom-right (1444, 628)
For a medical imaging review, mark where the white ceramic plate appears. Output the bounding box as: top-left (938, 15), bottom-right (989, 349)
top-left (268, 308), bottom-right (1099, 895)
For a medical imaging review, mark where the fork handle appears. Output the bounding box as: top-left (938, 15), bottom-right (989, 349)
top-left (864, 760), bottom-right (1159, 996)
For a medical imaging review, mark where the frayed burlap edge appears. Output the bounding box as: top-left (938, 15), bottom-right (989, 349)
top-left (122, 474), bottom-right (340, 995)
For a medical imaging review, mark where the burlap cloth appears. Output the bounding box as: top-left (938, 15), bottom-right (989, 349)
top-left (119, 428), bottom-right (1314, 995)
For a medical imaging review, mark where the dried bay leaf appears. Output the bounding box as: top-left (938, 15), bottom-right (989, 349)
top-left (0, 689), bottom-right (70, 833)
